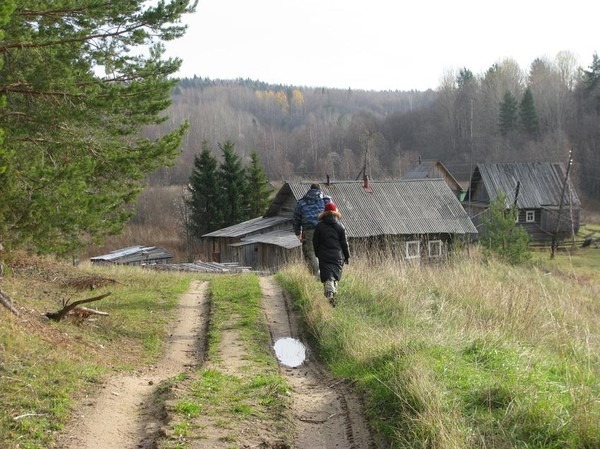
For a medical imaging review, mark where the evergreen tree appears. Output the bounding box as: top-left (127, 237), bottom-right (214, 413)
top-left (0, 1), bottom-right (16, 246)
top-left (457, 68), bottom-right (475, 87)
top-left (499, 90), bottom-right (518, 136)
top-left (218, 141), bottom-right (247, 227)
top-left (519, 87), bottom-right (540, 136)
top-left (0, 0), bottom-right (196, 254)
top-left (187, 141), bottom-right (221, 238)
top-left (245, 150), bottom-right (271, 217)
top-left (481, 193), bottom-right (530, 265)
top-left (583, 53), bottom-right (600, 114)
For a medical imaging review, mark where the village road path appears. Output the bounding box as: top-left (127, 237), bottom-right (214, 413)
top-left (56, 280), bottom-right (208, 449)
top-left (56, 276), bottom-right (377, 448)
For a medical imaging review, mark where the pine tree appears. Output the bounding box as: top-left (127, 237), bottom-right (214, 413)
top-left (481, 193), bottom-right (530, 265)
top-left (218, 141), bottom-right (247, 227)
top-left (519, 87), bottom-right (540, 136)
top-left (583, 53), bottom-right (600, 114)
top-left (187, 141), bottom-right (222, 238)
top-left (0, 0), bottom-right (196, 254)
top-left (245, 150), bottom-right (271, 217)
top-left (0, 1), bottom-right (16, 246)
top-left (499, 90), bottom-right (518, 136)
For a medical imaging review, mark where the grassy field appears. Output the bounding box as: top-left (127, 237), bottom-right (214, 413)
top-left (534, 222), bottom-right (600, 284)
top-left (278, 246), bottom-right (600, 448)
top-left (1, 239), bottom-right (599, 448)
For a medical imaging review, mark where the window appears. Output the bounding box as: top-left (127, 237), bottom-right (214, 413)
top-left (428, 240), bottom-right (442, 257)
top-left (525, 210), bottom-right (535, 223)
top-left (405, 241), bottom-right (420, 259)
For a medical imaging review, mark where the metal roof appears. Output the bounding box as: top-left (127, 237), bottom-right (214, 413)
top-left (231, 230), bottom-right (301, 249)
top-left (283, 179), bottom-right (477, 237)
top-left (90, 245), bottom-right (173, 264)
top-left (474, 162), bottom-right (581, 209)
top-left (202, 215), bottom-right (291, 238)
top-left (401, 160), bottom-right (462, 186)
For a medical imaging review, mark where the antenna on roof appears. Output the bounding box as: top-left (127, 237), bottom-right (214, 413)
top-left (355, 132), bottom-right (371, 180)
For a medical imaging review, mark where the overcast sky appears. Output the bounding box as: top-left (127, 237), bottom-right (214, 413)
top-left (164, 0), bottom-right (599, 92)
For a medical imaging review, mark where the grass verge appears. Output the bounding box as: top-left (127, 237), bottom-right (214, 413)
top-left (277, 249), bottom-right (600, 448)
top-left (0, 254), bottom-right (193, 449)
top-left (531, 223), bottom-right (600, 285)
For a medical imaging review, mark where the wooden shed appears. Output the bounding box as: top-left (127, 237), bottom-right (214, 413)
top-left (201, 216), bottom-right (299, 271)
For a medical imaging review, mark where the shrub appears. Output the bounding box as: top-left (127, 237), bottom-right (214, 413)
top-left (480, 192), bottom-right (531, 265)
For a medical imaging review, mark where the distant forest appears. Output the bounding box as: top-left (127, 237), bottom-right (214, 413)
top-left (148, 52), bottom-right (600, 201)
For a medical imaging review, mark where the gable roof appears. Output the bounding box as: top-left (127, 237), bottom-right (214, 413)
top-left (401, 160), bottom-right (464, 192)
top-left (268, 179), bottom-right (477, 237)
top-left (470, 162), bottom-right (581, 209)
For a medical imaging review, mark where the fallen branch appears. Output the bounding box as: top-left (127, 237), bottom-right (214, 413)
top-left (74, 306), bottom-right (109, 316)
top-left (0, 287), bottom-right (20, 316)
top-left (45, 292), bottom-right (112, 321)
top-left (13, 412), bottom-right (47, 421)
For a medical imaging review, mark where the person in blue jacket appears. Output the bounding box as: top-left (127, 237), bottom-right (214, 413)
top-left (313, 202), bottom-right (350, 306)
top-left (293, 183), bottom-right (331, 276)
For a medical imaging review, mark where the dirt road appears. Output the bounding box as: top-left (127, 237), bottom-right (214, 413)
top-left (260, 276), bottom-right (375, 449)
top-left (56, 276), bottom-right (376, 448)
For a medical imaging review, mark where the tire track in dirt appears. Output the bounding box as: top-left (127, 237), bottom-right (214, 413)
top-left (260, 276), bottom-right (376, 449)
top-left (57, 276), bottom-right (376, 449)
top-left (56, 280), bottom-right (209, 449)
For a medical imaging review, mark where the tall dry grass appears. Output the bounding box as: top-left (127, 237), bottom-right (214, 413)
top-left (84, 185), bottom-right (190, 262)
top-left (278, 247), bottom-right (600, 448)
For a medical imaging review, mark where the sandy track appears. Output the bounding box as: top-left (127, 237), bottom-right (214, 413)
top-left (56, 276), bottom-right (376, 449)
top-left (56, 280), bottom-right (208, 449)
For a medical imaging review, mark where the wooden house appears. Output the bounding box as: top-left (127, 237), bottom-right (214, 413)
top-left (201, 178), bottom-right (477, 271)
top-left (401, 160), bottom-right (466, 199)
top-left (463, 162), bottom-right (581, 244)
top-left (90, 245), bottom-right (173, 266)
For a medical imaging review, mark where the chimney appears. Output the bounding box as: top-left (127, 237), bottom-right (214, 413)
top-left (326, 174), bottom-right (330, 186)
top-left (363, 174), bottom-right (369, 189)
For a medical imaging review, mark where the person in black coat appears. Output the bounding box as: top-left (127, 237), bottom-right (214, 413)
top-left (312, 202), bottom-right (350, 306)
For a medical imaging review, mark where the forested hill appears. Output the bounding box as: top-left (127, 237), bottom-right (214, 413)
top-left (150, 56), bottom-right (600, 201)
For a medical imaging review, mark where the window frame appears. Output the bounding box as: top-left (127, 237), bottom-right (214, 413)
top-left (428, 240), bottom-right (443, 258)
top-left (405, 240), bottom-right (420, 259)
top-left (525, 210), bottom-right (535, 223)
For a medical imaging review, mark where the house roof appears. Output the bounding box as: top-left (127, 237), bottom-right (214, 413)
top-left (202, 215), bottom-right (291, 238)
top-left (401, 160), bottom-right (464, 192)
top-left (471, 162), bottom-right (581, 209)
top-left (90, 245), bottom-right (173, 264)
top-left (269, 179), bottom-right (477, 237)
top-left (230, 230), bottom-right (301, 249)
